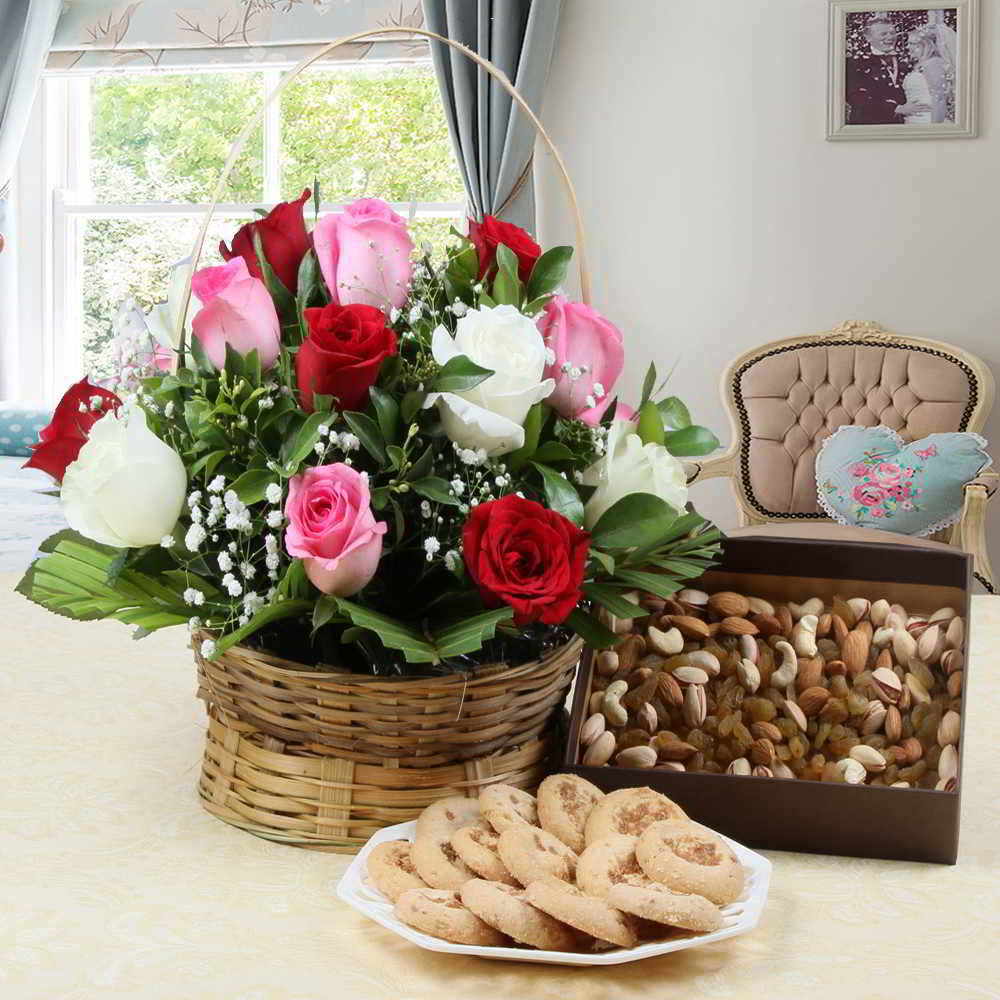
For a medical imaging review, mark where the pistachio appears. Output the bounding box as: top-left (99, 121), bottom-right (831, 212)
top-left (737, 634), bottom-right (758, 664)
top-left (647, 625), bottom-right (684, 656)
top-left (849, 744), bottom-right (887, 773)
top-left (870, 599), bottom-right (891, 626)
top-left (615, 745), bottom-right (658, 768)
top-left (772, 760), bottom-right (796, 780)
top-left (582, 730), bottom-right (615, 766)
top-left (688, 649), bottom-right (721, 676)
top-left (838, 758), bottom-right (867, 784)
top-left (595, 650), bottom-right (620, 676)
top-left (938, 743), bottom-right (959, 781)
top-left (929, 606), bottom-right (957, 625)
top-left (636, 702), bottom-right (659, 735)
top-left (657, 760), bottom-right (687, 772)
top-left (872, 667), bottom-right (903, 704)
top-left (682, 683), bottom-right (707, 729)
top-left (935, 776), bottom-right (957, 792)
top-left (945, 616), bottom-right (965, 651)
top-left (892, 629), bottom-right (918, 668)
top-left (672, 665), bottom-right (709, 686)
top-left (941, 648), bottom-right (964, 675)
top-left (916, 624), bottom-right (944, 665)
top-left (847, 597), bottom-right (871, 623)
top-left (751, 765), bottom-right (774, 778)
top-left (946, 670), bottom-right (963, 698)
top-left (579, 713), bottom-right (606, 747)
top-left (588, 691), bottom-right (604, 714)
top-left (899, 737), bottom-right (924, 765)
top-left (938, 710), bottom-right (961, 747)
top-left (783, 699), bottom-right (808, 733)
top-left (861, 701), bottom-right (887, 736)
top-left (727, 757), bottom-right (751, 776)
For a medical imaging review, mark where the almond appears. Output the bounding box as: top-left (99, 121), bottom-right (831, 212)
top-left (900, 737), bottom-right (923, 765)
top-left (615, 634), bottom-right (645, 671)
top-left (656, 671), bottom-right (683, 707)
top-left (750, 721), bottom-right (783, 743)
top-left (747, 596), bottom-right (775, 616)
top-left (798, 686), bottom-right (830, 717)
top-left (816, 612), bottom-right (832, 637)
top-left (751, 613), bottom-right (783, 636)
top-left (825, 658), bottom-right (847, 677)
top-left (841, 629), bottom-right (870, 677)
top-left (720, 616), bottom-right (758, 636)
top-left (783, 699), bottom-right (808, 732)
top-left (831, 612), bottom-right (850, 645)
top-left (707, 591), bottom-right (750, 618)
top-left (749, 737), bottom-right (776, 766)
top-left (668, 614), bottom-right (711, 639)
top-left (937, 710), bottom-right (961, 747)
top-left (832, 596), bottom-right (855, 627)
top-left (775, 605), bottom-right (793, 635)
top-left (652, 735), bottom-right (697, 761)
top-left (796, 656), bottom-right (824, 692)
top-left (884, 704), bottom-right (902, 743)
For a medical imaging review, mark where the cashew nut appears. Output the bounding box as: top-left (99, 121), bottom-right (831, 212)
top-left (737, 657), bottom-right (761, 693)
top-left (601, 679), bottom-right (629, 727)
top-left (676, 588), bottom-right (709, 607)
top-left (647, 625), bottom-right (683, 656)
top-left (747, 596), bottom-right (775, 616)
top-left (688, 649), bottom-right (721, 676)
top-left (791, 613), bottom-right (818, 657)
top-left (788, 597), bottom-right (823, 620)
top-left (738, 634), bottom-right (758, 664)
top-left (771, 640), bottom-right (799, 688)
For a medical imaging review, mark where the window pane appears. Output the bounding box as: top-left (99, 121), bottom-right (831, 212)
top-left (90, 73), bottom-right (265, 203)
top-left (81, 216), bottom-right (249, 380)
top-left (281, 65), bottom-right (465, 204)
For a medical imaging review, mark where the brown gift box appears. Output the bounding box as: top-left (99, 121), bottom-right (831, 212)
top-left (563, 528), bottom-right (970, 864)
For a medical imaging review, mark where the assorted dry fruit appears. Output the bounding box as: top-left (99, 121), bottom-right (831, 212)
top-left (579, 590), bottom-right (964, 790)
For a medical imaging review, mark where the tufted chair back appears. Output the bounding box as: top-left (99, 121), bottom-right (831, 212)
top-left (704, 322), bottom-right (994, 523)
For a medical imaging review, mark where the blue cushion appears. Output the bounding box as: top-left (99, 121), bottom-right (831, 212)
top-left (0, 406), bottom-right (52, 458)
top-left (816, 425), bottom-right (991, 536)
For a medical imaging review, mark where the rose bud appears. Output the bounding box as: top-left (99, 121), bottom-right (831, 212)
top-left (468, 215), bottom-right (541, 282)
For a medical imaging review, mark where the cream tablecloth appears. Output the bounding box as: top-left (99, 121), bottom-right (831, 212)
top-left (2, 576), bottom-right (999, 1000)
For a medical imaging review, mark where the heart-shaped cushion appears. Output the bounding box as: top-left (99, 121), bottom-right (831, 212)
top-left (816, 425), bottom-right (990, 536)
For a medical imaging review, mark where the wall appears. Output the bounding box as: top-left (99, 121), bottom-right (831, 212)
top-left (536, 0), bottom-right (1000, 571)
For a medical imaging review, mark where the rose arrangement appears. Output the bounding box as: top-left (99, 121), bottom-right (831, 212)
top-left (18, 190), bottom-right (722, 673)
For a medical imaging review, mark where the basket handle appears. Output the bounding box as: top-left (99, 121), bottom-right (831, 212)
top-left (176, 26), bottom-right (591, 352)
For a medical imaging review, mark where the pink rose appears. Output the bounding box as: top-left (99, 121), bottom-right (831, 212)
top-left (190, 258), bottom-right (281, 370)
top-left (874, 462), bottom-right (902, 486)
top-left (870, 507), bottom-right (885, 518)
top-left (849, 462), bottom-right (869, 478)
top-left (853, 482), bottom-right (886, 507)
top-left (902, 467), bottom-right (915, 478)
top-left (538, 295), bottom-right (625, 426)
top-left (313, 198), bottom-right (414, 311)
top-left (613, 402), bottom-right (637, 423)
top-left (284, 463), bottom-right (387, 596)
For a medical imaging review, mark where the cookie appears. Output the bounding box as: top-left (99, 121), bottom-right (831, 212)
top-left (525, 876), bottom-right (639, 949)
top-left (411, 830), bottom-right (478, 890)
top-left (366, 840), bottom-right (427, 902)
top-left (607, 881), bottom-right (723, 933)
top-left (394, 888), bottom-right (510, 947)
top-left (451, 826), bottom-right (518, 885)
top-left (583, 787), bottom-right (688, 845)
top-left (537, 773), bottom-right (605, 853)
top-left (461, 879), bottom-right (580, 951)
top-left (635, 820), bottom-right (745, 905)
top-left (497, 825), bottom-right (578, 886)
top-left (416, 796), bottom-right (482, 837)
top-left (480, 784), bottom-right (538, 832)
top-left (576, 834), bottom-right (646, 900)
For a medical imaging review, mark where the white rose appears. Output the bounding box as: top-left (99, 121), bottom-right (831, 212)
top-left (61, 403), bottom-right (188, 548)
top-left (425, 305), bottom-right (555, 456)
top-left (581, 421), bottom-right (689, 528)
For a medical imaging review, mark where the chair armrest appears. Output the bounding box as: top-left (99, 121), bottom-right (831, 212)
top-left (958, 472), bottom-right (997, 592)
top-left (686, 449), bottom-right (738, 484)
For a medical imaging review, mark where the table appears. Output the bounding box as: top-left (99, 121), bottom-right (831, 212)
top-left (2, 575), bottom-right (999, 1000)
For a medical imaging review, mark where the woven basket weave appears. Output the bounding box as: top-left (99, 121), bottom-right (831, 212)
top-left (198, 710), bottom-right (558, 852)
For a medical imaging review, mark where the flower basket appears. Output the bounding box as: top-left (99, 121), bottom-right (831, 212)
top-left (195, 633), bottom-right (581, 765)
top-left (198, 709), bottom-right (559, 852)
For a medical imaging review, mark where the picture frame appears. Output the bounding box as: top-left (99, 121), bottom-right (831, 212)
top-left (827, 0), bottom-right (979, 140)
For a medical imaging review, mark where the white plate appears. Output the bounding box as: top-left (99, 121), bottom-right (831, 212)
top-left (336, 820), bottom-right (772, 966)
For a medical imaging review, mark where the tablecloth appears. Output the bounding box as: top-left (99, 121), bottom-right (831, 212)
top-left (2, 576), bottom-right (998, 1000)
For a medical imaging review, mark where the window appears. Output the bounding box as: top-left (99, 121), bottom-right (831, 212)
top-left (16, 62), bottom-right (465, 399)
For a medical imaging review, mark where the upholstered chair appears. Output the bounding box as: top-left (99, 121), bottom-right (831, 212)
top-left (691, 321), bottom-right (997, 590)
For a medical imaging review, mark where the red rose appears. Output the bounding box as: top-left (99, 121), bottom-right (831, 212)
top-left (220, 188), bottom-right (312, 294)
top-left (297, 303), bottom-right (398, 413)
top-left (23, 378), bottom-right (121, 483)
top-left (468, 215), bottom-right (541, 283)
top-left (462, 494), bottom-right (590, 626)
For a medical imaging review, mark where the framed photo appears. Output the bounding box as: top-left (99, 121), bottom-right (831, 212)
top-left (827, 0), bottom-right (979, 139)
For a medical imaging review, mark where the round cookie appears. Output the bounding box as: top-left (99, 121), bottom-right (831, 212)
top-left (461, 879), bottom-right (580, 951)
top-left (537, 773), bottom-right (605, 853)
top-left (480, 784), bottom-right (537, 832)
top-left (366, 840), bottom-right (427, 902)
top-left (416, 796), bottom-right (482, 837)
top-left (394, 887), bottom-right (510, 946)
top-left (607, 881), bottom-right (723, 933)
top-left (497, 825), bottom-right (578, 886)
top-left (636, 820), bottom-right (745, 905)
top-left (451, 826), bottom-right (518, 886)
top-left (584, 787), bottom-right (688, 845)
top-left (525, 876), bottom-right (639, 949)
top-left (576, 834), bottom-right (645, 900)
top-left (411, 831), bottom-right (477, 890)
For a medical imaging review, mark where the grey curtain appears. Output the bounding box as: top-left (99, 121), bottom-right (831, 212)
top-left (422, 0), bottom-right (562, 234)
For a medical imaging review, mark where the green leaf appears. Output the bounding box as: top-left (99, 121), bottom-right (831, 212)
top-left (433, 608), bottom-right (514, 659)
top-left (636, 400), bottom-right (666, 446)
top-left (658, 396), bottom-right (691, 430)
top-left (334, 598), bottom-right (438, 663)
top-left (589, 547), bottom-right (616, 576)
top-left (276, 559), bottom-right (312, 600)
top-left (370, 385), bottom-right (401, 444)
top-left (430, 354), bottom-right (495, 393)
top-left (532, 463), bottom-right (584, 526)
top-left (410, 477), bottom-right (461, 506)
top-left (478, 292), bottom-right (497, 308)
top-left (312, 594), bottom-right (342, 634)
top-left (583, 583), bottom-right (644, 619)
top-left (401, 390), bottom-right (427, 424)
top-left (591, 493), bottom-right (677, 551)
top-left (564, 608), bottom-right (618, 649)
top-left (491, 244), bottom-right (522, 306)
top-left (389, 498), bottom-right (405, 542)
top-left (526, 245), bottom-right (573, 301)
top-left (281, 411), bottom-right (328, 472)
top-left (252, 230), bottom-right (296, 322)
top-left (386, 445), bottom-right (406, 471)
top-left (227, 468), bottom-right (276, 506)
top-left (405, 443), bottom-right (434, 482)
top-left (531, 441), bottom-right (576, 465)
top-left (663, 425), bottom-right (721, 457)
top-left (507, 403), bottom-right (543, 472)
top-left (612, 568), bottom-right (682, 601)
top-left (212, 599), bottom-right (314, 657)
top-left (446, 241), bottom-right (479, 285)
top-left (342, 410), bottom-right (388, 466)
top-left (640, 362), bottom-right (657, 407)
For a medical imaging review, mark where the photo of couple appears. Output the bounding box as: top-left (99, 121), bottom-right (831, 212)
top-left (845, 8), bottom-right (958, 125)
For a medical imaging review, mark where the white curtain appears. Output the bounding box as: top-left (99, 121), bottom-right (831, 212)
top-left (0, 0), bottom-right (61, 401)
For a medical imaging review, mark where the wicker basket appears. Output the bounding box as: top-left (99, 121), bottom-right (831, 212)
top-left (198, 709), bottom-right (560, 852)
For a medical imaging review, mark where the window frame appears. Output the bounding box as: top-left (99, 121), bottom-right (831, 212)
top-left (13, 61), bottom-right (465, 403)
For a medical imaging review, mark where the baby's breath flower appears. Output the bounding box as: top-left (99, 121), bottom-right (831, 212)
top-left (185, 524), bottom-right (207, 552)
top-left (160, 534), bottom-right (174, 549)
top-left (183, 588), bottom-right (205, 606)
top-left (266, 511), bottom-right (284, 529)
top-left (208, 475), bottom-right (226, 493)
top-left (423, 536), bottom-right (441, 561)
top-left (200, 639), bottom-right (217, 658)
top-left (218, 551), bottom-right (233, 572)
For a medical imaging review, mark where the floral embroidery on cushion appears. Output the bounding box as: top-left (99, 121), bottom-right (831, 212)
top-left (823, 447), bottom-right (924, 525)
